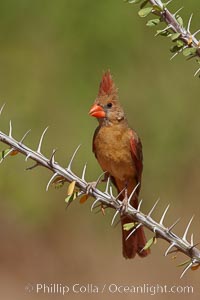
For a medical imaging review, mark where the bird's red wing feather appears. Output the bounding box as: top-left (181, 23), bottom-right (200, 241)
top-left (129, 129), bottom-right (143, 185)
top-left (92, 126), bottom-right (100, 158)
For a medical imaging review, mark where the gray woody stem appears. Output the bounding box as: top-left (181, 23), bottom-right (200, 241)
top-left (150, 0), bottom-right (199, 50)
top-left (135, 0), bottom-right (200, 75)
top-left (0, 109), bottom-right (200, 278)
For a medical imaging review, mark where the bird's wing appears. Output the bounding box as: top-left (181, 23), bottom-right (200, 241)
top-left (129, 129), bottom-right (143, 184)
top-left (92, 126), bottom-right (101, 158)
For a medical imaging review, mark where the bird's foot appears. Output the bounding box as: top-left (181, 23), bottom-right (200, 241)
top-left (85, 171), bottom-right (109, 195)
top-left (100, 171), bottom-right (110, 182)
top-left (85, 181), bottom-right (98, 194)
top-left (120, 188), bottom-right (128, 213)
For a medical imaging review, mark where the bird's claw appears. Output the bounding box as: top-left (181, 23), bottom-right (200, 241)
top-left (120, 188), bottom-right (128, 214)
top-left (85, 181), bottom-right (98, 194)
top-left (100, 171), bottom-right (109, 182)
top-left (85, 171), bottom-right (109, 194)
top-left (121, 199), bottom-right (128, 214)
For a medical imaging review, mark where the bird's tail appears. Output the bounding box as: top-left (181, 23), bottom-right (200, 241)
top-left (121, 215), bottom-right (150, 259)
top-left (111, 176), bottom-right (149, 259)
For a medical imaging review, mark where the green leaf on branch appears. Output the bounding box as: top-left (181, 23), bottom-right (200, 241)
top-left (65, 181), bottom-right (78, 205)
top-left (177, 259), bottom-right (191, 267)
top-left (162, 2), bottom-right (171, 8)
top-left (65, 191), bottom-right (78, 204)
top-left (146, 18), bottom-right (160, 27)
top-left (170, 45), bottom-right (182, 53)
top-left (0, 148), bottom-right (11, 159)
top-left (142, 236), bottom-right (156, 251)
top-left (140, 0), bottom-right (149, 9)
top-left (156, 29), bottom-right (171, 37)
top-left (138, 7), bottom-right (152, 18)
top-left (67, 181), bottom-right (76, 196)
top-left (176, 16), bottom-right (183, 26)
top-left (176, 39), bottom-right (184, 47)
top-left (152, 5), bottom-right (163, 12)
top-left (171, 32), bottom-right (181, 41)
top-left (123, 222), bottom-right (135, 231)
top-left (124, 0), bottom-right (142, 4)
top-left (183, 47), bottom-right (197, 57)
top-left (0, 148), bottom-right (18, 159)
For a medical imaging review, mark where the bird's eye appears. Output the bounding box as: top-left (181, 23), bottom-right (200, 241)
top-left (106, 102), bottom-right (112, 108)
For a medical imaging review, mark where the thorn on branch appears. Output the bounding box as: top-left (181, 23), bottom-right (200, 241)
top-left (137, 198), bottom-right (143, 212)
top-left (46, 172), bottom-right (58, 191)
top-left (155, 25), bottom-right (172, 36)
top-left (164, 242), bottom-right (176, 256)
top-left (109, 186), bottom-right (114, 198)
top-left (104, 176), bottom-right (111, 195)
top-left (25, 153), bottom-right (31, 162)
top-left (49, 149), bottom-right (57, 166)
top-left (9, 120), bottom-right (13, 137)
top-left (111, 209), bottom-right (120, 226)
top-left (147, 198), bottom-right (160, 217)
top-left (190, 233), bottom-right (194, 246)
top-left (170, 51), bottom-right (179, 60)
top-left (187, 13), bottom-right (193, 33)
top-left (126, 223), bottom-right (142, 241)
top-left (168, 217), bottom-right (181, 231)
top-left (20, 129), bottom-right (31, 144)
top-left (159, 204), bottom-right (170, 226)
top-left (37, 127), bottom-right (49, 154)
top-left (194, 67), bottom-right (200, 77)
top-left (91, 198), bottom-right (102, 212)
top-left (67, 144), bottom-right (81, 171)
top-left (182, 215), bottom-right (194, 242)
top-left (127, 182), bottom-right (140, 206)
top-left (180, 261), bottom-right (193, 279)
top-left (0, 148), bottom-right (14, 163)
top-left (165, 0), bottom-right (173, 6)
top-left (193, 29), bottom-right (200, 38)
top-left (81, 163), bottom-right (87, 181)
top-left (26, 162), bottom-right (39, 170)
top-left (190, 242), bottom-right (200, 251)
top-left (114, 187), bottom-right (126, 205)
top-left (0, 103), bottom-right (5, 116)
top-left (173, 7), bottom-right (183, 17)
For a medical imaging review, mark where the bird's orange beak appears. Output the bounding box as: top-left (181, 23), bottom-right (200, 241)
top-left (89, 104), bottom-right (106, 118)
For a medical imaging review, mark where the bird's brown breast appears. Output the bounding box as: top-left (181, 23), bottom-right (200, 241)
top-left (93, 124), bottom-right (136, 184)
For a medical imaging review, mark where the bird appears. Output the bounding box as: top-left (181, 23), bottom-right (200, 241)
top-left (89, 70), bottom-right (150, 259)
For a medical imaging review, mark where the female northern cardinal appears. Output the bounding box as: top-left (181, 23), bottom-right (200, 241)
top-left (89, 70), bottom-right (150, 259)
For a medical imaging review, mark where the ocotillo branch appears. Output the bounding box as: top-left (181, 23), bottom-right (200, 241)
top-left (0, 104), bottom-right (200, 278)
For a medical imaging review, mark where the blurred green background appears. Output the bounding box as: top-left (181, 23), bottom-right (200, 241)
top-left (0, 0), bottom-right (200, 299)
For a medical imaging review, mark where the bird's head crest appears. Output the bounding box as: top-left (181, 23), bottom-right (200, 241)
top-left (98, 70), bottom-right (118, 98)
